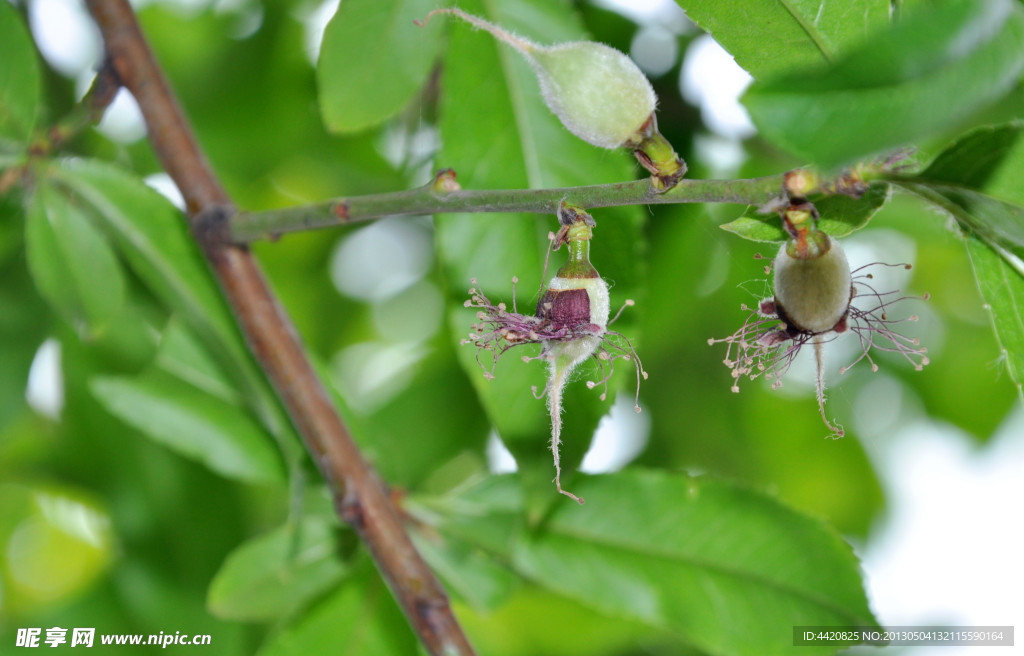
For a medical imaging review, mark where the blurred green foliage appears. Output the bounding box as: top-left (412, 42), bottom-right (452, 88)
top-left (0, 0), bottom-right (1021, 654)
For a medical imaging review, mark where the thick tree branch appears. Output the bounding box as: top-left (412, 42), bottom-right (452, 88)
top-left (230, 170), bottom-right (786, 243)
top-left (83, 2), bottom-right (475, 654)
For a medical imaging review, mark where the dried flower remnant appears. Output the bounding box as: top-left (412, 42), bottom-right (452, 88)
top-left (462, 204), bottom-right (647, 503)
top-left (709, 207), bottom-right (929, 437)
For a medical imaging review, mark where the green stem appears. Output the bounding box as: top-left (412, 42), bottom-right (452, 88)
top-left (558, 229), bottom-right (598, 279)
top-left (32, 61), bottom-right (121, 156)
top-left (229, 174), bottom-right (785, 243)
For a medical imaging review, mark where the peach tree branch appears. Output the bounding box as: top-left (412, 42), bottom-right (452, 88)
top-left (229, 170), bottom-right (787, 243)
top-left (83, 2), bottom-right (475, 654)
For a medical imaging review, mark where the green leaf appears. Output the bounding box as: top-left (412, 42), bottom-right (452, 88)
top-left (899, 182), bottom-right (1024, 254)
top-left (917, 122), bottom-right (1024, 191)
top-left (430, 471), bottom-right (879, 656)
top-left (258, 556), bottom-right (416, 656)
top-left (352, 348), bottom-right (490, 489)
top-left (0, 254), bottom-right (50, 432)
top-left (208, 516), bottom-right (348, 621)
top-left (434, 0), bottom-right (646, 484)
top-left (317, 0), bottom-right (448, 133)
top-left (50, 159), bottom-right (301, 457)
top-left (965, 237), bottom-right (1024, 397)
top-left (154, 318), bottom-right (240, 404)
top-left (25, 181), bottom-right (126, 334)
top-left (891, 122), bottom-right (1024, 396)
top-left (91, 369), bottom-right (285, 484)
top-left (903, 122), bottom-right (1024, 252)
top-left (0, 2), bottom-right (41, 147)
top-left (49, 160), bottom-right (241, 368)
top-left (411, 528), bottom-right (520, 612)
top-left (722, 183), bottom-right (891, 242)
top-left (895, 122), bottom-right (1024, 251)
top-left (743, 0), bottom-right (1024, 168)
top-left (676, 0), bottom-right (890, 80)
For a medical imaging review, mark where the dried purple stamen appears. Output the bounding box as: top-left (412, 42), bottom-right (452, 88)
top-left (461, 277), bottom-right (647, 409)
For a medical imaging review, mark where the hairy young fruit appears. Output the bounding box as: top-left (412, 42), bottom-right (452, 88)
top-left (529, 42), bottom-right (657, 150)
top-left (773, 233), bottom-right (852, 334)
top-left (462, 204), bottom-right (646, 503)
top-left (420, 9), bottom-right (655, 149)
top-left (711, 215), bottom-right (929, 438)
top-left (417, 9), bottom-right (685, 190)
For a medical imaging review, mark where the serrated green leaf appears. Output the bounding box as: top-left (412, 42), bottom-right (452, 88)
top-left (893, 123), bottom-right (1024, 250)
top-left (964, 236), bottom-right (1024, 398)
top-left (0, 2), bottom-right (41, 147)
top-left (208, 516), bottom-right (347, 621)
top-left (25, 181), bottom-right (125, 333)
top-left (258, 556), bottom-right (416, 656)
top-left (676, 0), bottom-right (890, 80)
top-left (429, 470), bottom-right (878, 656)
top-left (91, 369), bottom-right (285, 484)
top-left (918, 122), bottom-right (1024, 190)
top-left (903, 122), bottom-right (1024, 252)
top-left (317, 0), bottom-right (448, 133)
top-left (892, 122), bottom-right (1024, 397)
top-left (722, 183), bottom-right (892, 242)
top-left (743, 0), bottom-right (1024, 168)
top-left (434, 0), bottom-right (647, 490)
top-left (900, 182), bottom-right (1024, 253)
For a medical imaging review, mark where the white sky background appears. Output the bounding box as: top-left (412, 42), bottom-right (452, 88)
top-left (22, 0), bottom-right (1023, 651)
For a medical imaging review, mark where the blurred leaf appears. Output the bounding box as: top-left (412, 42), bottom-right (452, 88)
top-left (964, 237), bottom-right (1024, 398)
top-left (0, 254), bottom-right (49, 433)
top-left (743, 0), bottom-right (1024, 168)
top-left (0, 2), bottom-right (40, 147)
top-left (49, 160), bottom-right (241, 369)
top-left (317, 0), bottom-right (448, 134)
top-left (454, 586), bottom-right (667, 656)
top-left (676, 0), bottom-right (890, 80)
top-left (258, 555), bottom-right (417, 656)
top-left (154, 318), bottom-right (239, 404)
top-left (208, 516), bottom-right (347, 622)
top-left (430, 471), bottom-right (878, 656)
top-left (0, 482), bottom-right (114, 613)
top-left (434, 0), bottom-right (646, 498)
top-left (91, 368), bottom-right (285, 485)
top-left (50, 159), bottom-right (302, 457)
top-left (354, 347), bottom-right (490, 489)
top-left (411, 527), bottom-right (520, 611)
top-left (25, 180), bottom-right (126, 333)
top-left (722, 183), bottom-right (891, 242)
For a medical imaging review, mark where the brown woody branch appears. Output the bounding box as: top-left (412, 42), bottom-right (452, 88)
top-left (82, 2), bottom-right (474, 654)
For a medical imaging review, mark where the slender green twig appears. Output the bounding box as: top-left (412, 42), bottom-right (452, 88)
top-left (229, 173), bottom-right (785, 243)
top-left (34, 61), bottom-right (121, 155)
top-left (2, 63), bottom-right (121, 194)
